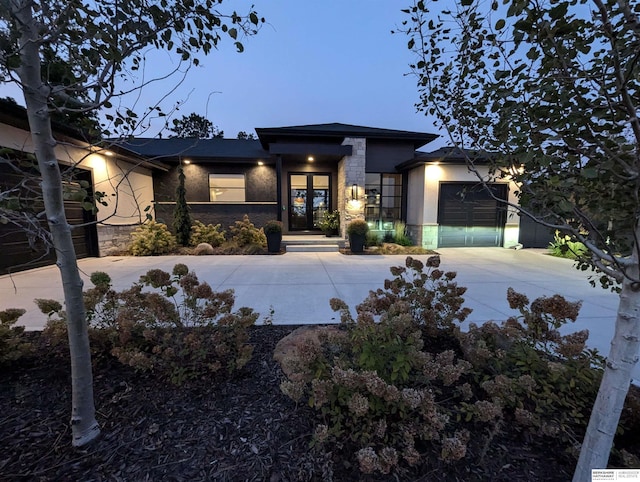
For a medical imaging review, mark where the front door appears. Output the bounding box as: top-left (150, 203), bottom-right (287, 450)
top-left (289, 173), bottom-right (331, 231)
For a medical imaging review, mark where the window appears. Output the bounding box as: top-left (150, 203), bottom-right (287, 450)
top-left (365, 173), bottom-right (402, 230)
top-left (209, 174), bottom-right (245, 202)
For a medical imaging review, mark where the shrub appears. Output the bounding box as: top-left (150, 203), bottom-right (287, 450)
top-left (281, 256), bottom-right (607, 477)
top-left (318, 210), bottom-right (340, 233)
top-left (548, 231), bottom-right (588, 260)
top-left (173, 166), bottom-right (192, 246)
top-left (0, 308), bottom-right (32, 364)
top-left (347, 219), bottom-right (369, 236)
top-left (365, 231), bottom-right (382, 247)
top-left (189, 220), bottom-right (225, 247)
top-left (393, 221), bottom-right (413, 246)
top-left (459, 288), bottom-right (603, 451)
top-left (38, 265), bottom-right (258, 385)
top-left (263, 220), bottom-right (283, 234)
top-left (229, 214), bottom-right (266, 248)
top-left (129, 221), bottom-right (177, 256)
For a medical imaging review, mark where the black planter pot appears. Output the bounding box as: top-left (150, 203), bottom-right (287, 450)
top-left (349, 234), bottom-right (366, 253)
top-left (323, 228), bottom-right (339, 237)
top-left (266, 232), bottom-right (282, 253)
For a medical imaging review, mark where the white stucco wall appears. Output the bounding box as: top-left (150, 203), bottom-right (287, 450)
top-left (406, 162), bottom-right (521, 248)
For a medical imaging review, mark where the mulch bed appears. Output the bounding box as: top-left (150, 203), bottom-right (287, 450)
top-left (1, 326), bottom-right (633, 481)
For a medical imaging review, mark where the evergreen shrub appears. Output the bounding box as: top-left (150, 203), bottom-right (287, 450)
top-left (229, 214), bottom-right (266, 248)
top-left (129, 221), bottom-right (177, 256)
top-left (189, 220), bottom-right (225, 247)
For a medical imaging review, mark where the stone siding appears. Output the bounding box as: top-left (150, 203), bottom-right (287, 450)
top-left (339, 137), bottom-right (366, 238)
top-left (97, 224), bottom-right (138, 256)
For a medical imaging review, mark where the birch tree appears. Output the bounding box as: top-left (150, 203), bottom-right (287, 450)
top-left (0, 0), bottom-right (263, 446)
top-left (401, 0), bottom-right (640, 478)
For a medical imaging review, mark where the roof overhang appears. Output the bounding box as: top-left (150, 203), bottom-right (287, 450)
top-left (256, 123), bottom-right (438, 150)
top-left (268, 143), bottom-right (352, 157)
top-left (396, 147), bottom-right (494, 171)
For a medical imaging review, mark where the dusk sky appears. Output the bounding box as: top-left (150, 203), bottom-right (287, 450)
top-left (1, 0), bottom-right (447, 150)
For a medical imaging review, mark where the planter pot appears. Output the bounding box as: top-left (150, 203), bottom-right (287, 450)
top-left (349, 233), bottom-right (366, 253)
top-left (323, 228), bottom-right (339, 237)
top-left (266, 232), bottom-right (282, 253)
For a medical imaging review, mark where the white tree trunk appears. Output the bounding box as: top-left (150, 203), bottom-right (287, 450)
top-left (573, 240), bottom-right (640, 481)
top-left (12, 0), bottom-right (100, 447)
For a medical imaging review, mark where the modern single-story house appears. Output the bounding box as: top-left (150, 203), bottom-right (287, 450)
top-left (1, 107), bottom-right (548, 274)
top-left (121, 123), bottom-right (524, 249)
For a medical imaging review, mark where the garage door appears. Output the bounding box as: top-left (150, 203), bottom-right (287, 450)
top-left (0, 167), bottom-right (98, 274)
top-left (438, 183), bottom-right (508, 247)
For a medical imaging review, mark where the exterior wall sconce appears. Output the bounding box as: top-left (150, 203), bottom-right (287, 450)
top-left (347, 184), bottom-right (363, 212)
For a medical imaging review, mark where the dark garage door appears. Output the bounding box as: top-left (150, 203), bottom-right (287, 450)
top-left (0, 168), bottom-right (98, 275)
top-left (438, 183), bottom-right (508, 247)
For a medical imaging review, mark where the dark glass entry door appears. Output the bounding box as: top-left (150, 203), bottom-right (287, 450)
top-left (289, 173), bottom-right (330, 231)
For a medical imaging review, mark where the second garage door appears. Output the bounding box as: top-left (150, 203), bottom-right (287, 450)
top-left (0, 167), bottom-right (98, 275)
top-left (438, 183), bottom-right (508, 247)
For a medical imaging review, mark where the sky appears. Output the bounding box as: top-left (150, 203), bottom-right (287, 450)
top-left (0, 0), bottom-right (447, 150)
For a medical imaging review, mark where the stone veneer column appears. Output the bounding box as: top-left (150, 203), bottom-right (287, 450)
top-left (338, 137), bottom-right (366, 238)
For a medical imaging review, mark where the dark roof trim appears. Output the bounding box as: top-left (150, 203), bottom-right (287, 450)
top-left (0, 100), bottom-right (164, 171)
top-left (269, 143), bottom-right (352, 157)
top-left (117, 138), bottom-right (268, 160)
top-left (396, 147), bottom-right (494, 171)
top-left (255, 123), bottom-right (437, 149)
top-left (0, 98), bottom-right (96, 145)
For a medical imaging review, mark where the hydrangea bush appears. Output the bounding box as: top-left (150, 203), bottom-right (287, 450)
top-left (281, 256), bottom-right (606, 477)
top-left (40, 264), bottom-right (257, 385)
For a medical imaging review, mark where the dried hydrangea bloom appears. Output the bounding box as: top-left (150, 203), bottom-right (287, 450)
top-left (401, 388), bottom-right (424, 410)
top-left (473, 399), bottom-right (503, 423)
top-left (507, 287), bottom-right (529, 310)
top-left (313, 424), bottom-right (329, 444)
top-left (378, 447), bottom-right (399, 474)
top-left (441, 434), bottom-right (468, 462)
top-left (515, 408), bottom-right (537, 427)
top-left (331, 367), bottom-right (361, 390)
top-left (280, 379), bottom-right (306, 402)
top-left (311, 379), bottom-right (333, 407)
top-left (558, 330), bottom-right (589, 358)
top-left (356, 447), bottom-right (380, 474)
top-left (348, 392), bottom-right (370, 417)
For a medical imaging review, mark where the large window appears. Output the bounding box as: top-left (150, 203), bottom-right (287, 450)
top-left (365, 173), bottom-right (402, 230)
top-left (209, 174), bottom-right (245, 202)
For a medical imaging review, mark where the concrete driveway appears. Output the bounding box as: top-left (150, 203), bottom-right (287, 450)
top-left (0, 248), bottom-right (626, 378)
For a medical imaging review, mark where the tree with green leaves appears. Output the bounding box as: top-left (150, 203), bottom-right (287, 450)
top-left (401, 0), bottom-right (639, 478)
top-left (173, 165), bottom-right (191, 246)
top-left (0, 0), bottom-right (262, 447)
top-left (168, 112), bottom-right (223, 138)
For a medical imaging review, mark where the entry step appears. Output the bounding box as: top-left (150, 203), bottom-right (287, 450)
top-left (285, 244), bottom-right (340, 252)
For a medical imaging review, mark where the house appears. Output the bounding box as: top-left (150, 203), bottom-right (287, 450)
top-left (0, 114), bottom-right (536, 274)
top-left (121, 124), bottom-right (523, 249)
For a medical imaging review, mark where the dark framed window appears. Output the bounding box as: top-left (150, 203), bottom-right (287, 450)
top-left (365, 173), bottom-right (402, 230)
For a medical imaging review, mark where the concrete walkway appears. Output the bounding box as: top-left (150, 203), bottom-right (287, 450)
top-left (0, 248), bottom-right (627, 377)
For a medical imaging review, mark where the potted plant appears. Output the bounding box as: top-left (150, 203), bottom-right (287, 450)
top-left (318, 210), bottom-right (340, 237)
top-left (347, 219), bottom-right (369, 253)
top-left (263, 220), bottom-right (283, 253)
